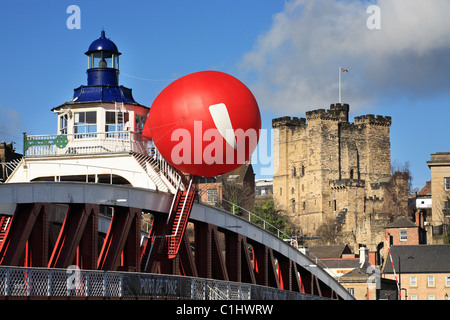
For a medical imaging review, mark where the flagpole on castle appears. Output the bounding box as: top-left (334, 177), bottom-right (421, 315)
top-left (339, 66), bottom-right (341, 103)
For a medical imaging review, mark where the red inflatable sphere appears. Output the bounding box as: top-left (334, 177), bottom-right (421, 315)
top-left (143, 71), bottom-right (261, 177)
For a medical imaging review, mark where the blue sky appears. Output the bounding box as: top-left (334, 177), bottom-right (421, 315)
top-left (0, 0), bottom-right (449, 191)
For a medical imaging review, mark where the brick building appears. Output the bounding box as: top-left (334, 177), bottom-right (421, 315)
top-left (382, 245), bottom-right (450, 300)
top-left (272, 103), bottom-right (407, 251)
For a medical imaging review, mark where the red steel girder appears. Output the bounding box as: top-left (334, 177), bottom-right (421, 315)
top-left (97, 207), bottom-right (141, 271)
top-left (0, 203), bottom-right (50, 267)
top-left (48, 203), bottom-right (98, 269)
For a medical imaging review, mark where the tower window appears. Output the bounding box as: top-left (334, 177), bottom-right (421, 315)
top-left (59, 114), bottom-right (68, 135)
top-left (74, 111), bottom-right (97, 137)
top-left (136, 115), bottom-right (146, 134)
top-left (105, 111), bottom-right (129, 133)
top-left (292, 199), bottom-right (296, 213)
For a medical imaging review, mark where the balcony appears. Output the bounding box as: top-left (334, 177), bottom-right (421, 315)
top-left (23, 131), bottom-right (152, 158)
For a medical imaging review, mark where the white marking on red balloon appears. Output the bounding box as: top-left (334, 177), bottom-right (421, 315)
top-left (208, 103), bottom-right (237, 150)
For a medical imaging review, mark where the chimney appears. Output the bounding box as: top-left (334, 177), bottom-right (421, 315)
top-left (420, 212), bottom-right (424, 229)
top-left (415, 210), bottom-right (425, 229)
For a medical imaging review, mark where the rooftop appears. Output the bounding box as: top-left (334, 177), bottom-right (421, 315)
top-left (383, 245), bottom-right (450, 273)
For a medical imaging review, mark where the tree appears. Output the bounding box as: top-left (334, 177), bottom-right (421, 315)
top-left (221, 180), bottom-right (255, 217)
top-left (252, 200), bottom-right (293, 238)
top-left (382, 161), bottom-right (411, 222)
top-left (315, 209), bottom-right (347, 244)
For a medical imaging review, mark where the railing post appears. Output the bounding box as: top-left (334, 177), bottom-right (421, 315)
top-left (103, 271), bottom-right (107, 297)
top-left (47, 269), bottom-right (52, 297)
top-left (5, 268), bottom-right (10, 296)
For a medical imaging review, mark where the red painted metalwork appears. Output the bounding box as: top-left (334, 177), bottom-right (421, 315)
top-left (167, 187), bottom-right (195, 258)
top-left (0, 203), bottom-right (49, 267)
top-left (48, 204), bottom-right (98, 269)
top-left (0, 215), bottom-right (12, 246)
top-left (0, 200), bottom-right (339, 299)
top-left (140, 180), bottom-right (195, 271)
top-left (97, 206), bottom-right (141, 271)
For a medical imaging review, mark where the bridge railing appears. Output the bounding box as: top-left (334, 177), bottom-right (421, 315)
top-left (23, 131), bottom-right (151, 157)
top-left (0, 265), bottom-right (329, 300)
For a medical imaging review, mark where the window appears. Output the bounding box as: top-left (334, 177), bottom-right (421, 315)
top-left (292, 199), bottom-right (296, 213)
top-left (302, 201), bottom-right (306, 210)
top-left (427, 276), bottom-right (435, 287)
top-left (400, 230), bottom-right (407, 242)
top-left (333, 200), bottom-right (337, 211)
top-left (135, 115), bottom-right (146, 134)
top-left (445, 177), bottom-right (450, 190)
top-left (428, 295), bottom-right (435, 300)
top-left (74, 111), bottom-right (97, 136)
top-left (105, 111), bottom-right (129, 132)
top-left (444, 201), bottom-right (450, 217)
top-left (347, 288), bottom-right (355, 296)
top-left (292, 167), bottom-right (296, 177)
top-left (59, 114), bottom-right (68, 135)
top-left (206, 188), bottom-right (217, 203)
top-left (410, 295), bottom-right (417, 300)
top-left (410, 276), bottom-right (417, 287)
top-left (446, 276), bottom-right (450, 287)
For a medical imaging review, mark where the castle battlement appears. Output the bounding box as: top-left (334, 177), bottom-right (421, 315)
top-left (272, 116), bottom-right (306, 128)
top-left (306, 103), bottom-right (349, 122)
top-left (354, 114), bottom-right (391, 127)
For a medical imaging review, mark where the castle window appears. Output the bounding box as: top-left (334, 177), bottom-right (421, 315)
top-left (350, 169), bottom-right (354, 179)
top-left (292, 167), bottom-right (296, 177)
top-left (291, 187), bottom-right (295, 195)
top-left (302, 202), bottom-right (306, 210)
top-left (445, 177), bottom-right (450, 190)
top-left (292, 199), bottom-right (296, 213)
top-left (301, 165), bottom-right (305, 177)
top-left (280, 187), bottom-right (282, 195)
top-left (333, 200), bottom-right (337, 211)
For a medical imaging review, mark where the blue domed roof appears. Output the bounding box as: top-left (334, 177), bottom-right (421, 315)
top-left (85, 30), bottom-right (121, 54)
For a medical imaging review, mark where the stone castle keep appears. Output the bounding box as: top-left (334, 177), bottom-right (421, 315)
top-left (272, 103), bottom-right (393, 250)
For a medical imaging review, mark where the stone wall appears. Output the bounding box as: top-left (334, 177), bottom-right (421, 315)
top-left (272, 103), bottom-right (393, 250)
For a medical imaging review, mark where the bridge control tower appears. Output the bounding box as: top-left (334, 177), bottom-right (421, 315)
top-left (7, 31), bottom-right (181, 193)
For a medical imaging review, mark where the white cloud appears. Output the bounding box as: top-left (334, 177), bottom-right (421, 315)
top-left (0, 107), bottom-right (23, 143)
top-left (239, 0), bottom-right (450, 115)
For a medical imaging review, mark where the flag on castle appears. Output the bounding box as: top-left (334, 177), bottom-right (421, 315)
top-left (338, 67), bottom-right (349, 103)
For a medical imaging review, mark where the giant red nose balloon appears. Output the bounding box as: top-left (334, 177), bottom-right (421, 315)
top-left (143, 71), bottom-right (261, 177)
